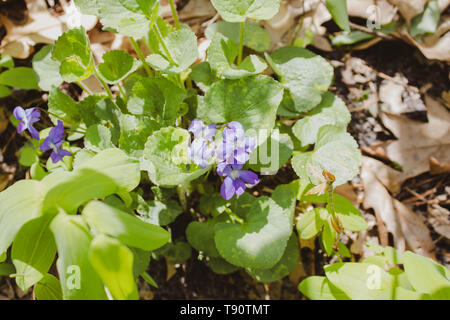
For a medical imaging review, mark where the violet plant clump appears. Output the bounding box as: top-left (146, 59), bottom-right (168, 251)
top-left (1, 0), bottom-right (444, 301)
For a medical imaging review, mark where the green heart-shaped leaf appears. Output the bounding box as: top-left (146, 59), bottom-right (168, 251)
top-left (292, 92), bottom-right (351, 147)
top-left (214, 196), bottom-right (291, 269)
top-left (265, 46), bottom-right (333, 113)
top-left (98, 50), bottom-right (141, 84)
top-left (211, 0), bottom-right (282, 22)
top-left (292, 126), bottom-right (361, 186)
top-left (142, 127), bottom-right (208, 187)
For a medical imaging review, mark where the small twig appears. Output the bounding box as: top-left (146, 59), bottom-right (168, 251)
top-left (349, 22), bottom-right (396, 41)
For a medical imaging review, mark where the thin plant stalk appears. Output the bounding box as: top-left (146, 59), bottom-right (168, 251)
top-left (93, 67), bottom-right (114, 100)
top-left (168, 0), bottom-right (181, 29)
top-left (117, 82), bottom-right (127, 103)
top-left (237, 21), bottom-right (245, 65)
top-left (154, 23), bottom-right (178, 66)
top-left (130, 37), bottom-right (153, 77)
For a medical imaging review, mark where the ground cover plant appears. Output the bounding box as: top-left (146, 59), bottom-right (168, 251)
top-left (0, 0), bottom-right (449, 300)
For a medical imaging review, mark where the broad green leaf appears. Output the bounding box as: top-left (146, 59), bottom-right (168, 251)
top-left (298, 276), bottom-right (350, 300)
top-left (0, 263), bottom-right (15, 276)
top-left (42, 148), bottom-right (140, 213)
top-left (271, 179), bottom-right (302, 224)
top-left (249, 130), bottom-right (293, 174)
top-left (119, 114), bottom-right (160, 158)
top-left (12, 215), bottom-right (56, 291)
top-left (0, 180), bottom-right (43, 254)
top-left (337, 242), bottom-right (351, 258)
top-left (119, 0), bottom-right (158, 17)
top-left (32, 45), bottom-right (63, 91)
top-left (205, 21), bottom-right (271, 52)
top-left (73, 0), bottom-right (100, 15)
top-left (209, 257), bottom-right (241, 274)
top-left (147, 17), bottom-right (175, 53)
top-left (48, 89), bottom-right (81, 126)
top-left (331, 31), bottom-right (374, 46)
top-left (215, 196), bottom-right (291, 269)
top-left (210, 0), bottom-right (281, 22)
top-left (18, 143), bottom-right (39, 167)
top-left (296, 208), bottom-right (326, 240)
top-left (207, 32), bottom-right (267, 79)
top-left (137, 199), bottom-right (182, 226)
top-left (146, 27), bottom-right (198, 74)
top-left (186, 221), bottom-right (220, 258)
top-left (326, 0), bottom-right (350, 32)
top-left (89, 234), bottom-right (138, 300)
top-left (0, 54), bottom-right (14, 68)
top-left (321, 219), bottom-right (337, 256)
top-left (34, 274), bottom-right (63, 300)
top-left (199, 193), bottom-right (228, 217)
top-left (127, 77), bottom-right (186, 125)
top-left (98, 50), bottom-right (141, 84)
top-left (142, 127), bottom-right (208, 187)
top-left (0, 84), bottom-right (11, 98)
top-left (83, 200), bottom-right (170, 251)
top-left (403, 251), bottom-right (450, 299)
top-left (197, 75), bottom-right (283, 135)
top-left (85, 124), bottom-right (114, 152)
top-left (50, 212), bottom-right (107, 300)
top-left (97, 0), bottom-right (150, 37)
top-left (158, 242), bottom-right (192, 265)
top-left (246, 233), bottom-right (299, 283)
top-left (0, 252), bottom-right (6, 263)
top-left (292, 125), bottom-right (361, 186)
top-left (0, 67), bottom-right (39, 89)
top-left (265, 46), bottom-right (333, 113)
top-left (52, 27), bottom-right (94, 82)
top-left (410, 0), bottom-right (440, 37)
top-left (325, 262), bottom-right (397, 300)
top-left (190, 62), bottom-right (217, 91)
top-left (332, 194), bottom-right (368, 232)
top-left (130, 247), bottom-right (151, 279)
top-left (292, 92), bottom-right (351, 147)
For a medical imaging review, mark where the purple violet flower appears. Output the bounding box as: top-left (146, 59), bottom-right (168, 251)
top-left (188, 119), bottom-right (217, 168)
top-left (188, 118), bottom-right (216, 141)
top-left (216, 121), bottom-right (256, 165)
top-left (217, 162), bottom-right (260, 200)
top-left (40, 120), bottom-right (72, 163)
top-left (13, 106), bottom-right (41, 140)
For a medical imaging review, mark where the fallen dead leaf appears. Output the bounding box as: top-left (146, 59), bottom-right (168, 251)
top-left (428, 204), bottom-right (450, 239)
top-left (361, 157), bottom-right (435, 257)
top-left (379, 73), bottom-right (426, 114)
top-left (362, 157), bottom-right (403, 194)
top-left (387, 0), bottom-right (428, 24)
top-left (347, 0), bottom-right (398, 25)
top-left (380, 95), bottom-right (450, 181)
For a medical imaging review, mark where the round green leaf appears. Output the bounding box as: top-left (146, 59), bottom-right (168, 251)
top-left (292, 92), bottom-right (351, 147)
top-left (197, 75), bottom-right (283, 136)
top-left (246, 233), bottom-right (299, 283)
top-left (214, 196), bottom-right (292, 269)
top-left (265, 46), bottom-right (333, 112)
top-left (210, 0), bottom-right (282, 22)
top-left (0, 67), bottom-right (39, 89)
top-left (186, 221), bottom-right (220, 258)
top-left (292, 125), bottom-right (361, 186)
top-left (98, 50), bottom-right (141, 84)
top-left (32, 45), bottom-right (63, 91)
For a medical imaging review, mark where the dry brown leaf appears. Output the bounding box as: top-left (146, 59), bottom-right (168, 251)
top-left (362, 157), bottom-right (403, 194)
top-left (379, 74), bottom-right (426, 114)
top-left (388, 0), bottom-right (429, 24)
top-left (380, 95), bottom-right (450, 181)
top-left (347, 0), bottom-right (398, 25)
top-left (428, 204), bottom-right (450, 239)
top-left (361, 159), bottom-right (435, 257)
top-left (0, 0), bottom-right (97, 59)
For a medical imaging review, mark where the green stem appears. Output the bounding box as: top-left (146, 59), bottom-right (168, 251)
top-left (168, 0), bottom-right (181, 29)
top-left (154, 23), bottom-right (178, 66)
top-left (237, 21), bottom-right (245, 65)
top-left (76, 81), bottom-right (91, 94)
top-left (130, 37), bottom-right (153, 77)
top-left (117, 82), bottom-right (127, 103)
top-left (93, 67), bottom-right (114, 100)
